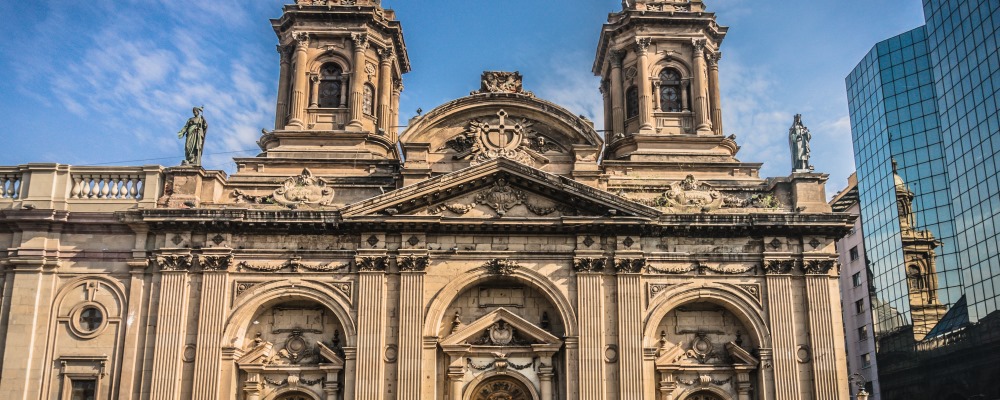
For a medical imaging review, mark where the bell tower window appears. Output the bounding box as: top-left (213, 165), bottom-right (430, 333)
top-left (318, 63), bottom-right (345, 108)
top-left (659, 68), bottom-right (683, 112)
top-left (625, 86), bottom-right (639, 119)
top-left (363, 84), bottom-right (375, 116)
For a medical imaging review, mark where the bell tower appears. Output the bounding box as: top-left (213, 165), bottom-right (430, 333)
top-left (262, 0), bottom-right (410, 163)
top-left (595, 0), bottom-right (736, 168)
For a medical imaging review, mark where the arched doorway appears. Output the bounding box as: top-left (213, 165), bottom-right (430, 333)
top-left (470, 376), bottom-right (533, 400)
top-left (275, 392), bottom-right (313, 400)
top-left (686, 392), bottom-right (724, 400)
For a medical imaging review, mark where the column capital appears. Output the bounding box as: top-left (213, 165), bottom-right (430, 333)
top-left (573, 257), bottom-right (608, 273)
top-left (614, 258), bottom-right (646, 274)
top-left (393, 79), bottom-right (404, 94)
top-left (378, 47), bottom-right (395, 65)
top-left (398, 255), bottom-right (429, 272)
top-left (635, 37), bottom-right (652, 54)
top-left (150, 254), bottom-right (193, 272)
top-left (707, 51), bottom-right (722, 67)
top-left (355, 256), bottom-right (389, 272)
top-left (351, 33), bottom-right (369, 51)
top-left (610, 49), bottom-right (626, 68)
top-left (294, 32), bottom-right (310, 49)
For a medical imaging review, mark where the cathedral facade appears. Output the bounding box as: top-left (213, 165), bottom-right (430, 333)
top-left (0, 1), bottom-right (853, 399)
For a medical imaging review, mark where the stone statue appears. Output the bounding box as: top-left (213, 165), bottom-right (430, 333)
top-left (178, 107), bottom-right (208, 166)
top-left (788, 114), bottom-right (813, 172)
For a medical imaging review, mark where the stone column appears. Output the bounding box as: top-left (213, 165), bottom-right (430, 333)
top-left (289, 33), bottom-right (310, 129)
top-left (609, 50), bottom-right (626, 137)
top-left (309, 74), bottom-right (320, 108)
top-left (391, 80), bottom-right (403, 143)
top-left (636, 38), bottom-right (654, 132)
top-left (539, 365), bottom-right (554, 400)
top-left (354, 256), bottom-right (388, 400)
top-left (763, 260), bottom-right (800, 399)
top-left (615, 258), bottom-right (645, 399)
top-left (191, 255), bottom-right (232, 400)
top-left (348, 33), bottom-right (369, 131)
top-left (681, 80), bottom-right (690, 112)
top-left (691, 39), bottom-right (713, 134)
top-left (574, 262), bottom-right (607, 400)
top-left (449, 371), bottom-right (464, 400)
top-left (600, 80), bottom-right (612, 140)
top-left (397, 255), bottom-right (427, 399)
top-left (274, 45), bottom-right (292, 130)
top-left (804, 262), bottom-right (850, 399)
top-left (652, 82), bottom-right (661, 111)
top-left (708, 51), bottom-right (724, 135)
top-left (377, 48), bottom-right (394, 137)
top-left (757, 348), bottom-right (776, 400)
top-left (149, 256), bottom-right (194, 400)
top-left (343, 347), bottom-right (358, 400)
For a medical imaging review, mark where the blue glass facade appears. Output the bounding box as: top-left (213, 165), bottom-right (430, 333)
top-left (924, 0), bottom-right (1000, 323)
top-left (847, 1), bottom-right (1000, 398)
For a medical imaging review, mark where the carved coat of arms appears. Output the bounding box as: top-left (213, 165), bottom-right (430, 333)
top-left (440, 109), bottom-right (563, 167)
top-left (272, 168), bottom-right (336, 207)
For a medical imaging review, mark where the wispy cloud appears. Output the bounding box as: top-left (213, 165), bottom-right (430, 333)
top-left (534, 52), bottom-right (605, 128)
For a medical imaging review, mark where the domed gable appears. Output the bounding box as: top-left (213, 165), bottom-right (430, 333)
top-left (400, 72), bottom-right (603, 177)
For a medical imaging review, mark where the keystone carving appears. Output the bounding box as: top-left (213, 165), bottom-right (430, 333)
top-left (483, 259), bottom-right (519, 276)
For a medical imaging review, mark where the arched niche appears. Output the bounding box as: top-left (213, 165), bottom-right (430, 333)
top-left (267, 387), bottom-right (323, 400)
top-left (437, 278), bottom-right (565, 338)
top-left (224, 280), bottom-right (357, 350)
top-left (676, 387), bottom-right (731, 400)
top-left (643, 283), bottom-right (769, 348)
top-left (424, 267), bottom-right (578, 338)
top-left (464, 372), bottom-right (541, 400)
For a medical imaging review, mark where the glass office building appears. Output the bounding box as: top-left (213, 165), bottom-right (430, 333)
top-left (846, 1), bottom-right (1000, 398)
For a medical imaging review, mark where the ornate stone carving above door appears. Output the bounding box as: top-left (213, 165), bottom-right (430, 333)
top-left (439, 110), bottom-right (563, 167)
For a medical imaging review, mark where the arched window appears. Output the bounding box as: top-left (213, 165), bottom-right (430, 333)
top-left (625, 86), bottom-right (639, 119)
top-left (363, 84), bottom-right (375, 116)
top-left (318, 63), bottom-right (345, 108)
top-left (659, 68), bottom-right (684, 112)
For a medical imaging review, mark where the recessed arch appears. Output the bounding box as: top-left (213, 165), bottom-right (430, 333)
top-left (224, 280), bottom-right (357, 349)
top-left (424, 266), bottom-right (578, 338)
top-left (675, 386), bottom-right (732, 400)
top-left (653, 57), bottom-right (693, 78)
top-left (265, 387), bottom-right (322, 400)
top-left (308, 52), bottom-right (354, 75)
top-left (462, 370), bottom-right (541, 400)
top-left (643, 282), bottom-right (770, 349)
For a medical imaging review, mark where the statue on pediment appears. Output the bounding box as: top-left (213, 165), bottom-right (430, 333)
top-left (178, 106), bottom-right (207, 166)
top-left (789, 114), bottom-right (814, 172)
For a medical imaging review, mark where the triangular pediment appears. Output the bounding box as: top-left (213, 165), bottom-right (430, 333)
top-left (341, 158), bottom-right (660, 219)
top-left (236, 341), bottom-right (275, 366)
top-left (441, 307), bottom-right (562, 347)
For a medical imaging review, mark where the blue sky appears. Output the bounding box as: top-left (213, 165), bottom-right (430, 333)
top-left (0, 0), bottom-right (927, 198)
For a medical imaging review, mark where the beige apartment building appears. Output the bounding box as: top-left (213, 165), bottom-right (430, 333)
top-left (0, 1), bottom-right (854, 399)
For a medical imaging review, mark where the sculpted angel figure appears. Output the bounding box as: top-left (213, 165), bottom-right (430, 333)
top-left (178, 107), bottom-right (208, 166)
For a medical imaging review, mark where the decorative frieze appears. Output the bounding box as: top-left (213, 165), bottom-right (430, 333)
top-left (236, 257), bottom-right (349, 273)
top-left (646, 263), bottom-right (695, 275)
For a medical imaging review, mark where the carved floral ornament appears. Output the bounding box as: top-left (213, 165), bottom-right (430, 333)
top-left (232, 169), bottom-right (336, 209)
top-left (622, 174), bottom-right (782, 211)
top-left (438, 109), bottom-right (564, 167)
top-left (237, 257), bottom-right (349, 273)
top-left (483, 259), bottom-right (519, 276)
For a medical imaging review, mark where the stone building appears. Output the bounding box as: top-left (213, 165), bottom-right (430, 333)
top-left (0, 1), bottom-right (854, 399)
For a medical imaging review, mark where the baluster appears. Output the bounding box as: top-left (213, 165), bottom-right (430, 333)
top-left (0, 176), bottom-right (8, 199)
top-left (71, 176), bottom-right (83, 199)
top-left (84, 175), bottom-right (95, 198)
top-left (110, 175), bottom-right (121, 199)
top-left (100, 176), bottom-right (111, 198)
top-left (130, 177), bottom-right (140, 199)
top-left (10, 177), bottom-right (17, 199)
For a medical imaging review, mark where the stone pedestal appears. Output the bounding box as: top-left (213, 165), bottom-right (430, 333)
top-left (157, 167), bottom-right (227, 208)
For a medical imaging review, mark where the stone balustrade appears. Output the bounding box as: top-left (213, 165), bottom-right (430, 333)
top-left (0, 164), bottom-right (163, 211)
top-left (70, 170), bottom-right (147, 200)
top-left (0, 169), bottom-right (21, 200)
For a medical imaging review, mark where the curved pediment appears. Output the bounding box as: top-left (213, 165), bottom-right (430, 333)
top-left (400, 87), bottom-right (602, 175)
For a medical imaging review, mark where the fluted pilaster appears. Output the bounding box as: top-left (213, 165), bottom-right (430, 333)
top-left (764, 273), bottom-right (800, 399)
top-left (275, 45), bottom-right (292, 130)
top-left (708, 52), bottom-right (724, 135)
top-left (192, 266), bottom-right (230, 400)
top-left (636, 38), bottom-right (654, 132)
top-left (355, 267), bottom-right (387, 400)
top-left (377, 48), bottom-right (394, 138)
top-left (149, 269), bottom-right (192, 400)
top-left (348, 33), bottom-right (369, 131)
top-left (691, 39), bottom-right (713, 134)
top-left (289, 33), bottom-right (310, 128)
top-left (610, 51), bottom-right (626, 137)
top-left (576, 272), bottom-right (607, 400)
top-left (397, 257), bottom-right (426, 399)
top-left (805, 272), bottom-right (850, 399)
top-left (616, 271), bottom-right (644, 398)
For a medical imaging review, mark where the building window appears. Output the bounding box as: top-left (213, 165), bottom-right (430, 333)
top-left (849, 246), bottom-right (859, 261)
top-left (78, 307), bottom-right (103, 333)
top-left (318, 63), bottom-right (345, 108)
top-left (625, 86), bottom-right (639, 119)
top-left (659, 68), bottom-right (683, 112)
top-left (858, 326), bottom-right (868, 341)
top-left (852, 272), bottom-right (863, 287)
top-left (861, 353), bottom-right (872, 368)
top-left (363, 84), bottom-right (375, 116)
top-left (71, 379), bottom-right (97, 400)
top-left (855, 299), bottom-right (865, 314)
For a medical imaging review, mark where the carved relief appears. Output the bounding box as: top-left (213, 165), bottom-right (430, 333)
top-left (615, 258), bottom-right (646, 274)
top-left (656, 175), bottom-right (723, 210)
top-left (472, 71), bottom-right (533, 96)
top-left (802, 260), bottom-right (837, 275)
top-left (200, 255), bottom-right (233, 271)
top-left (398, 255), bottom-right (429, 272)
top-left (701, 263), bottom-right (757, 275)
top-left (573, 257), bottom-right (607, 273)
top-left (272, 169), bottom-right (336, 208)
top-left (763, 259), bottom-right (797, 274)
top-left (355, 256), bottom-right (389, 272)
top-left (483, 259), bottom-right (519, 276)
top-left (237, 257), bottom-right (349, 273)
top-left (439, 110), bottom-right (562, 167)
top-left (647, 263), bottom-right (695, 275)
top-left (152, 255), bottom-right (193, 271)
top-left (475, 178), bottom-right (526, 216)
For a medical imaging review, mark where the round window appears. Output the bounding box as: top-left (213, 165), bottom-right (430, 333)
top-left (79, 307), bottom-right (104, 333)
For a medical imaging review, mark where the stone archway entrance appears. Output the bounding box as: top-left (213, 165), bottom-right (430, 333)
top-left (470, 377), bottom-right (533, 400)
top-left (275, 393), bottom-right (313, 400)
top-left (687, 393), bottom-right (724, 400)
